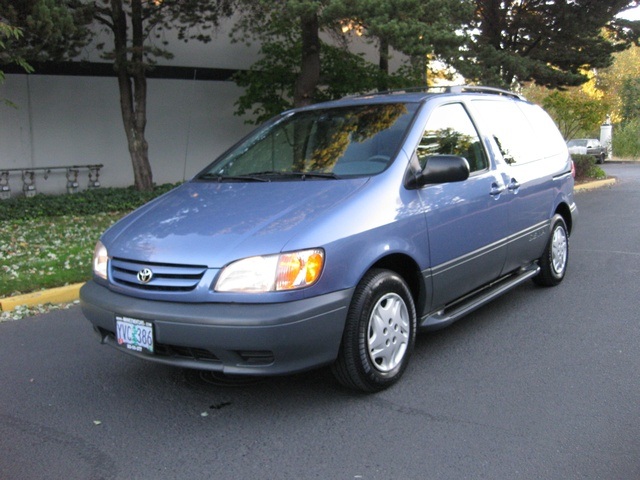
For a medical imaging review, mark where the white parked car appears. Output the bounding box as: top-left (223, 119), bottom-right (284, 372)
top-left (567, 138), bottom-right (606, 164)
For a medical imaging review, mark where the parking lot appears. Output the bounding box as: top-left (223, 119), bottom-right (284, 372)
top-left (0, 163), bottom-right (639, 479)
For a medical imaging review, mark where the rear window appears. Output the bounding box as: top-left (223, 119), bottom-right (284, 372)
top-left (200, 103), bottom-right (419, 179)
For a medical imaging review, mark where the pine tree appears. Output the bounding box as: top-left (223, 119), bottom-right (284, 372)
top-left (461, 0), bottom-right (640, 88)
top-left (232, 0), bottom-right (473, 122)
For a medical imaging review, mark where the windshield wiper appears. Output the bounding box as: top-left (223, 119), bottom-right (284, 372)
top-left (230, 170), bottom-right (339, 180)
top-left (199, 170), bottom-right (340, 182)
top-left (199, 173), bottom-right (271, 182)
top-left (283, 171), bottom-right (340, 180)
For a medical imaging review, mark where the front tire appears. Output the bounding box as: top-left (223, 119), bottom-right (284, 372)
top-left (332, 269), bottom-right (416, 392)
top-left (533, 215), bottom-right (569, 287)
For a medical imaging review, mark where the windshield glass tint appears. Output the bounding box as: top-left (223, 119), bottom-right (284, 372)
top-left (200, 103), bottom-right (417, 179)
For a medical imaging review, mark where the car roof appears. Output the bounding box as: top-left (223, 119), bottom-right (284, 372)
top-left (287, 86), bottom-right (528, 112)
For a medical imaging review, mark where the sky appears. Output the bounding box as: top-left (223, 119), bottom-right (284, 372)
top-left (618, 5), bottom-right (640, 20)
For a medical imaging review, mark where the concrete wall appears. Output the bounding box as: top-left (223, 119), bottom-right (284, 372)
top-left (0, 16), bottom-right (261, 196)
top-left (0, 72), bottom-right (255, 195)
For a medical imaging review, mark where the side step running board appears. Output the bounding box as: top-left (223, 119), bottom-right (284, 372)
top-left (419, 264), bottom-right (540, 331)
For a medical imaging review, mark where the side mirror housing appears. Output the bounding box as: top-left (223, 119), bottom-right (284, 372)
top-left (405, 155), bottom-right (470, 189)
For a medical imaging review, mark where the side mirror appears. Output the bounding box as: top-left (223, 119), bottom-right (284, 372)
top-left (405, 155), bottom-right (470, 189)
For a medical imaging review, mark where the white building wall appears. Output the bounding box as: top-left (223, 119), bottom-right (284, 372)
top-left (0, 21), bottom-right (397, 196)
top-left (0, 16), bottom-right (262, 196)
top-left (0, 74), bottom-right (254, 194)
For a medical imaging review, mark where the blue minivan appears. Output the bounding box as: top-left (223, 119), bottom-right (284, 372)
top-left (81, 86), bottom-right (577, 392)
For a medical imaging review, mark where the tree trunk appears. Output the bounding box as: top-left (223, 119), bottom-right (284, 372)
top-left (111, 0), bottom-right (153, 191)
top-left (293, 11), bottom-right (320, 108)
top-left (378, 37), bottom-right (390, 91)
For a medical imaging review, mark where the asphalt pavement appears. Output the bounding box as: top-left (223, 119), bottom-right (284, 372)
top-left (0, 162), bottom-right (639, 479)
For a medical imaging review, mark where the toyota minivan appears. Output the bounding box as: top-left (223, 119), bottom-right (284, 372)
top-left (81, 86), bottom-right (577, 392)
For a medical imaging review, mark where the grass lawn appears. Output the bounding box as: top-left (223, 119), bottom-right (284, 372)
top-left (0, 212), bottom-right (123, 298)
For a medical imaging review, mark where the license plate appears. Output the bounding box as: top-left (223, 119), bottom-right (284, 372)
top-left (116, 316), bottom-right (154, 353)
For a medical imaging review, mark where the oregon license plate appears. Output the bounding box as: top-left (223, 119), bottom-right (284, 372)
top-left (116, 316), bottom-right (154, 353)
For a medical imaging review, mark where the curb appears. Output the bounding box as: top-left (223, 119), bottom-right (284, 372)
top-left (574, 177), bottom-right (616, 192)
top-left (0, 176), bottom-right (619, 312)
top-left (0, 283), bottom-right (84, 312)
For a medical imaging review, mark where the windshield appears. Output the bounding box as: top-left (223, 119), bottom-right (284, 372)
top-left (199, 103), bottom-right (418, 181)
top-left (567, 139), bottom-right (588, 147)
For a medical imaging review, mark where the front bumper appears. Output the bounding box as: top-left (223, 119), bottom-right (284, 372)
top-left (80, 281), bottom-right (352, 375)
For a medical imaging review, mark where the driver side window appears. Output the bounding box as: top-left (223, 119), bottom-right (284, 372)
top-left (418, 103), bottom-right (488, 173)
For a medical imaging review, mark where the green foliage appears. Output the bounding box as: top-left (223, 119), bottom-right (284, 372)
top-left (620, 77), bottom-right (640, 123)
top-left (332, 0), bottom-right (474, 66)
top-left (233, 38), bottom-right (302, 123)
top-left (93, 0), bottom-right (235, 67)
top-left (0, 0), bottom-right (93, 62)
top-left (234, 39), bottom-right (385, 123)
top-left (572, 154), bottom-right (606, 181)
top-left (0, 184), bottom-right (178, 221)
top-left (462, 0), bottom-right (637, 89)
top-left (1, 21), bottom-right (33, 100)
top-left (542, 90), bottom-right (609, 140)
top-left (1, 1), bottom-right (90, 106)
top-left (612, 119), bottom-right (640, 159)
top-left (595, 45), bottom-right (640, 122)
top-left (232, 0), bottom-right (472, 122)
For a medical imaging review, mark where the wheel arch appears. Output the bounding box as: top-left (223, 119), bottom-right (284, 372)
top-left (369, 253), bottom-right (427, 315)
top-left (555, 202), bottom-right (573, 235)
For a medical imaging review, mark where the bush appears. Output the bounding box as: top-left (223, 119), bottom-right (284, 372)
top-left (612, 120), bottom-right (640, 160)
top-left (571, 154), bottom-right (606, 182)
top-left (0, 183), bottom-right (179, 221)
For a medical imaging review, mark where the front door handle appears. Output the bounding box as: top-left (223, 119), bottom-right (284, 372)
top-left (490, 183), bottom-right (506, 197)
top-left (508, 179), bottom-right (520, 192)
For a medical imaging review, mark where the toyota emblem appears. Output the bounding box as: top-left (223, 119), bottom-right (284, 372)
top-left (137, 268), bottom-right (154, 284)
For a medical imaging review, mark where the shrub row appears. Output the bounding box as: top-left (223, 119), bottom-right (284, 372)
top-left (571, 154), bottom-right (606, 182)
top-left (612, 120), bottom-right (640, 160)
top-left (0, 183), bottom-right (179, 221)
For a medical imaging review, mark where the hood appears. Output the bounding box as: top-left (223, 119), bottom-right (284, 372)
top-left (103, 179), bottom-right (368, 267)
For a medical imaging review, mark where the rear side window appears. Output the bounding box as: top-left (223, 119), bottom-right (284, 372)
top-left (418, 103), bottom-right (488, 173)
top-left (471, 99), bottom-right (536, 165)
top-left (471, 99), bottom-right (566, 165)
top-left (516, 102), bottom-right (568, 159)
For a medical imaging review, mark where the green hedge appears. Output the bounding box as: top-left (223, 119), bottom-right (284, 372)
top-left (612, 120), bottom-right (640, 160)
top-left (571, 154), bottom-right (605, 182)
top-left (0, 183), bottom-right (180, 221)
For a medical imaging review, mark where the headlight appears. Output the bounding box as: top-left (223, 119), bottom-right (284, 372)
top-left (215, 249), bottom-right (324, 293)
top-left (93, 241), bottom-right (109, 280)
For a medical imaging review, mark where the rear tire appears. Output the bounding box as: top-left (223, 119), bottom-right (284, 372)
top-left (332, 269), bottom-right (416, 392)
top-left (533, 215), bottom-right (569, 287)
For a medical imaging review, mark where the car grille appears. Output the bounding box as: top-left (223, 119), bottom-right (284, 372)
top-left (110, 258), bottom-right (207, 292)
